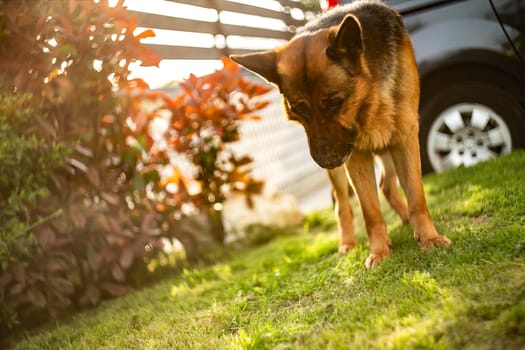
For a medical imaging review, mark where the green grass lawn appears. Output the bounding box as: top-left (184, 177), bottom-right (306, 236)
top-left (9, 151), bottom-right (525, 350)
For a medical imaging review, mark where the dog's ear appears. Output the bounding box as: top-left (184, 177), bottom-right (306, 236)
top-left (326, 14), bottom-right (363, 75)
top-left (230, 51), bottom-right (280, 86)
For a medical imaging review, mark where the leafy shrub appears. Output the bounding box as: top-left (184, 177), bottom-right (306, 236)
top-left (137, 58), bottom-right (269, 257)
top-left (0, 0), bottom-right (161, 329)
top-left (0, 0), bottom-right (270, 332)
top-left (0, 92), bottom-right (67, 265)
top-left (0, 91), bottom-right (69, 327)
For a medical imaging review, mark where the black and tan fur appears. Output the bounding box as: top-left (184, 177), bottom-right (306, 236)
top-left (231, 0), bottom-right (450, 268)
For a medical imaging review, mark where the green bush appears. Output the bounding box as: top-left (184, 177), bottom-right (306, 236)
top-left (0, 90), bottom-right (68, 327)
top-left (0, 92), bottom-right (68, 267)
top-left (0, 0), bottom-right (163, 330)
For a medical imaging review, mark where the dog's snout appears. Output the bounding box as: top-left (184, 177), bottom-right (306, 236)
top-left (310, 142), bottom-right (352, 169)
top-left (304, 121), bottom-right (356, 169)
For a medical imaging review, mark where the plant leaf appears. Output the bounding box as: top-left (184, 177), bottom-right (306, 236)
top-left (119, 246), bottom-right (135, 269)
top-left (112, 263), bottom-right (126, 282)
top-left (87, 168), bottom-right (101, 188)
top-left (27, 287), bottom-right (47, 308)
top-left (135, 29), bottom-right (156, 40)
top-left (101, 192), bottom-right (120, 206)
top-left (101, 283), bottom-right (129, 296)
top-left (12, 262), bottom-right (25, 283)
top-left (50, 277), bottom-right (75, 294)
top-left (9, 283), bottom-right (25, 296)
top-left (34, 226), bottom-right (56, 249)
top-left (85, 284), bottom-right (101, 305)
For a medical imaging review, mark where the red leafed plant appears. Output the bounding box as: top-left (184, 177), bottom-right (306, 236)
top-left (0, 0), bottom-right (270, 332)
top-left (122, 56), bottom-right (270, 261)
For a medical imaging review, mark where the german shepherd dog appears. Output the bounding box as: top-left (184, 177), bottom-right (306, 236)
top-left (231, 0), bottom-right (450, 268)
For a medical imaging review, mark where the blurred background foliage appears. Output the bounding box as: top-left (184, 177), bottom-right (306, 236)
top-left (300, 0), bottom-right (321, 10)
top-left (0, 0), bottom-right (269, 331)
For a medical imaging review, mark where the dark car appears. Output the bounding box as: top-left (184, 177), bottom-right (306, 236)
top-left (321, 0), bottom-right (525, 173)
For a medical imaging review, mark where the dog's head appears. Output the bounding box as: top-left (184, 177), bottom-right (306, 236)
top-left (231, 14), bottom-right (371, 169)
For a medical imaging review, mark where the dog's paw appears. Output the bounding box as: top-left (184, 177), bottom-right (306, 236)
top-left (419, 235), bottom-right (451, 248)
top-left (364, 249), bottom-right (391, 269)
top-left (338, 242), bottom-right (357, 255)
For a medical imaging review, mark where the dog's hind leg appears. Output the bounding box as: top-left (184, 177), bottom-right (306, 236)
top-left (378, 151), bottom-right (409, 225)
top-left (328, 166), bottom-right (357, 254)
top-left (345, 151), bottom-right (392, 268)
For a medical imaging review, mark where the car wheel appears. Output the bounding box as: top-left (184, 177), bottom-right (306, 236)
top-left (419, 79), bottom-right (524, 173)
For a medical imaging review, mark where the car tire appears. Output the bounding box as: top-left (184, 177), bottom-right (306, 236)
top-left (419, 76), bottom-right (525, 174)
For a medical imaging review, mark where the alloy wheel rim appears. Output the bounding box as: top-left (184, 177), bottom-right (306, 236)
top-left (427, 103), bottom-right (512, 172)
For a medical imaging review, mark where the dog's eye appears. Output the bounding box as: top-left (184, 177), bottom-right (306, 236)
top-left (288, 100), bottom-right (310, 121)
top-left (323, 96), bottom-right (345, 116)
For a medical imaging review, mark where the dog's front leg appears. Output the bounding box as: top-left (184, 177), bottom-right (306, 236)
top-left (389, 128), bottom-right (451, 248)
top-left (327, 166), bottom-right (357, 254)
top-left (345, 151), bottom-right (392, 268)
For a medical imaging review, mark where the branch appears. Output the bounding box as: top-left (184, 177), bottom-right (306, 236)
top-left (24, 209), bottom-right (64, 234)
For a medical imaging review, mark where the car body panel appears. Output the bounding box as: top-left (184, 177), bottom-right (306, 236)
top-left (398, 0), bottom-right (525, 86)
top-left (331, 0), bottom-right (525, 85)
top-left (490, 0), bottom-right (525, 62)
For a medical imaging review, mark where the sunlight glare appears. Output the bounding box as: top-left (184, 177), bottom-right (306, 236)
top-left (93, 59), bottom-right (103, 72)
top-left (227, 35), bottom-right (286, 50)
top-left (124, 0), bottom-right (218, 22)
top-left (220, 11), bottom-right (287, 31)
top-left (228, 0), bottom-right (283, 12)
top-left (135, 27), bottom-right (215, 48)
top-left (129, 60), bottom-right (224, 88)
